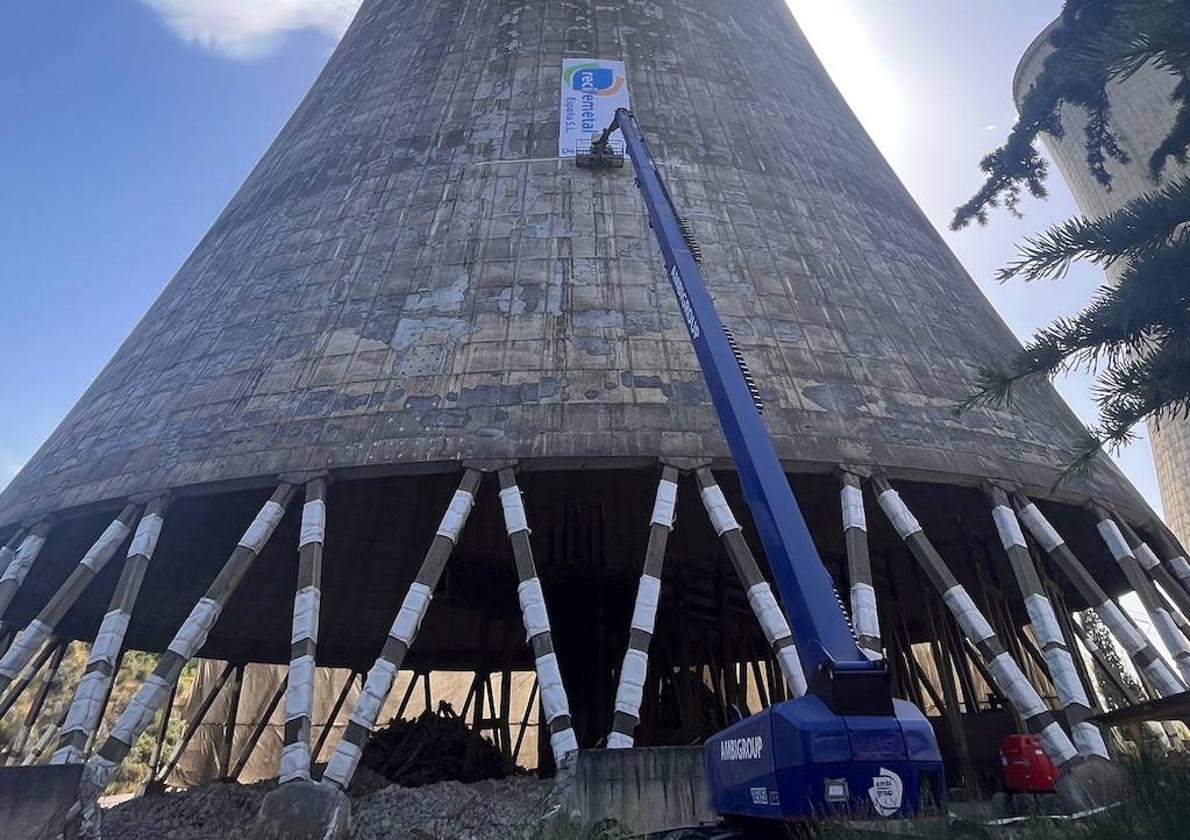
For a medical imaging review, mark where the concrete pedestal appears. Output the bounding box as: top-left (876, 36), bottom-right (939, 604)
top-left (0, 764), bottom-right (85, 840)
top-left (554, 747), bottom-right (716, 834)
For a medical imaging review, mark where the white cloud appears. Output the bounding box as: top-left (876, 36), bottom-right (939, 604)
top-left (141, 0), bottom-right (362, 58)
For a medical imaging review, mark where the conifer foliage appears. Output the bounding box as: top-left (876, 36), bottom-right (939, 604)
top-left (954, 0), bottom-right (1190, 475)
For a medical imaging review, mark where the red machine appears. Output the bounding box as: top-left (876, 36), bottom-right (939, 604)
top-left (1000, 735), bottom-right (1059, 793)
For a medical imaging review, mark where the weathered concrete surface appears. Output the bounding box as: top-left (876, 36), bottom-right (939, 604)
top-left (554, 747), bottom-right (716, 834)
top-left (0, 0), bottom-right (1149, 528)
top-left (0, 764), bottom-right (84, 840)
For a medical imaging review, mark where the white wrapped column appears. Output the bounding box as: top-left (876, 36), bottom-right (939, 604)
top-left (608, 466), bottom-right (678, 748)
top-left (0, 505), bottom-right (140, 698)
top-left (986, 486), bottom-right (1108, 759)
top-left (1092, 505), bottom-right (1190, 685)
top-left (279, 478), bottom-right (329, 783)
top-left (52, 498), bottom-right (169, 764)
top-left (495, 467), bottom-right (578, 766)
top-left (873, 476), bottom-right (1080, 770)
top-left (323, 470), bottom-right (482, 789)
top-left (840, 471), bottom-right (882, 661)
top-left (1014, 492), bottom-right (1185, 698)
top-left (0, 519), bottom-right (54, 623)
top-left (83, 484), bottom-right (295, 800)
top-left (694, 468), bottom-right (808, 699)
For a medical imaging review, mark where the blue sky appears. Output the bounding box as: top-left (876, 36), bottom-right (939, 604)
top-left (0, 0), bottom-right (1162, 514)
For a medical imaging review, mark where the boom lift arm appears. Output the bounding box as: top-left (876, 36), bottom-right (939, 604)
top-left (580, 109), bottom-right (945, 824)
top-left (583, 109), bottom-right (878, 705)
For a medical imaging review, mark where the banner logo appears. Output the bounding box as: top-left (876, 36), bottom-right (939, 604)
top-left (560, 58), bottom-right (630, 156)
top-left (564, 63), bottom-right (626, 96)
top-left (868, 767), bottom-right (904, 817)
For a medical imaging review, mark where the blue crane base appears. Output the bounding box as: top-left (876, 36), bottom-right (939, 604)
top-left (705, 696), bottom-right (946, 824)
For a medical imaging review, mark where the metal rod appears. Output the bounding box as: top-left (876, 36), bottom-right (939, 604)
top-left (217, 664), bottom-right (245, 780)
top-left (157, 662), bottom-right (236, 784)
top-left (24, 703), bottom-right (70, 767)
top-left (231, 673), bottom-right (287, 781)
top-left (0, 636), bottom-right (59, 720)
top-left (5, 642), bottom-right (66, 765)
top-left (512, 678), bottom-right (539, 764)
top-left (310, 671), bottom-right (357, 767)
top-left (394, 672), bottom-right (419, 720)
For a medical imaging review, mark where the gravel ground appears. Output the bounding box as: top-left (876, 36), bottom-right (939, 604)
top-left (102, 780), bottom-right (272, 840)
top-left (352, 776), bottom-right (554, 840)
top-left (101, 775), bottom-right (554, 840)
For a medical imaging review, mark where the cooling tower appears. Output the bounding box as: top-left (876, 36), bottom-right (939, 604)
top-left (1016, 20), bottom-right (1190, 548)
top-left (1, 0), bottom-right (1180, 791)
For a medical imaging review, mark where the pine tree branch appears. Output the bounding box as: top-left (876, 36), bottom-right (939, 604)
top-left (998, 175), bottom-right (1190, 281)
top-left (953, 0), bottom-right (1190, 229)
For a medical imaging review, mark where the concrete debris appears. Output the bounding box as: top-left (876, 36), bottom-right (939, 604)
top-left (351, 776), bottom-right (554, 840)
top-left (359, 705), bottom-right (509, 787)
top-left (102, 780), bottom-right (272, 840)
top-left (101, 775), bottom-right (553, 840)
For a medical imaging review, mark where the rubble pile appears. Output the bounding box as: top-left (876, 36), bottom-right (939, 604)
top-left (351, 776), bottom-right (553, 840)
top-left (101, 780), bottom-right (271, 840)
top-left (101, 775), bottom-right (552, 840)
top-left (359, 704), bottom-right (509, 787)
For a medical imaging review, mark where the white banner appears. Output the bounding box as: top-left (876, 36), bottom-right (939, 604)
top-left (559, 58), bottom-right (630, 157)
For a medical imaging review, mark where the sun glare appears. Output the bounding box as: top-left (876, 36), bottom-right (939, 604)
top-left (786, 1), bottom-right (907, 168)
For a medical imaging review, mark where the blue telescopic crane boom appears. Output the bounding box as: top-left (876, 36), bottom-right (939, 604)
top-left (581, 109), bottom-right (947, 826)
top-left (582, 109), bottom-right (872, 688)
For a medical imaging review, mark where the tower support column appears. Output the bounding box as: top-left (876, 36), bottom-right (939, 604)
top-left (840, 470), bottom-right (881, 661)
top-left (0, 505), bottom-right (140, 699)
top-left (986, 486), bottom-right (1109, 759)
top-left (322, 469), bottom-right (482, 789)
top-left (1149, 524), bottom-right (1190, 595)
top-left (872, 476), bottom-right (1079, 770)
top-left (497, 467), bottom-right (578, 767)
top-left (1110, 513), bottom-right (1190, 626)
top-left (81, 483), bottom-right (296, 816)
top-left (279, 478), bottom-right (329, 784)
top-left (694, 468), bottom-right (808, 698)
top-left (0, 527), bottom-right (29, 581)
top-left (1013, 492), bottom-right (1185, 697)
top-left (0, 519), bottom-right (54, 623)
top-left (607, 465), bottom-right (678, 748)
top-left (52, 497), bottom-right (169, 764)
top-left (1091, 504), bottom-right (1190, 683)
